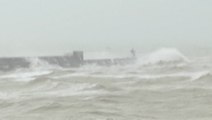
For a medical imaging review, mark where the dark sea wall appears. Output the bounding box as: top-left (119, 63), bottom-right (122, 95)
top-left (39, 55), bottom-right (83, 68)
top-left (0, 51), bottom-right (135, 72)
top-left (0, 57), bottom-right (30, 71)
top-left (0, 51), bottom-right (84, 72)
top-left (84, 57), bottom-right (135, 66)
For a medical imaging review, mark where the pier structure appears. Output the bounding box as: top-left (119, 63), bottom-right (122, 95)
top-left (0, 51), bottom-right (135, 71)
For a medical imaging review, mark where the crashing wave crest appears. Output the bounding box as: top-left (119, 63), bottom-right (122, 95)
top-left (137, 48), bottom-right (189, 66)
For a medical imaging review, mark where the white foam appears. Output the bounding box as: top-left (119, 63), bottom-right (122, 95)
top-left (50, 72), bottom-right (88, 79)
top-left (0, 70), bottom-right (52, 82)
top-left (137, 48), bottom-right (190, 65)
top-left (50, 68), bottom-right (212, 83)
top-left (190, 71), bottom-right (211, 81)
top-left (0, 92), bottom-right (19, 100)
top-left (25, 57), bottom-right (61, 71)
top-left (0, 82), bottom-right (104, 100)
top-left (29, 83), bottom-right (106, 98)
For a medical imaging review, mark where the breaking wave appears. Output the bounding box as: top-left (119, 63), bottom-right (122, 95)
top-left (137, 48), bottom-right (190, 66)
top-left (0, 48), bottom-right (189, 73)
top-left (0, 48), bottom-right (211, 83)
top-left (0, 48), bottom-right (212, 120)
top-left (26, 57), bottom-right (58, 70)
top-left (0, 70), bottom-right (52, 82)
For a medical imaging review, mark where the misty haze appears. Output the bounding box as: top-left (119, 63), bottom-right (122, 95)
top-left (0, 0), bottom-right (212, 120)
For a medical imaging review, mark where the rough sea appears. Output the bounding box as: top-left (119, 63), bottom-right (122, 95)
top-left (0, 48), bottom-right (212, 120)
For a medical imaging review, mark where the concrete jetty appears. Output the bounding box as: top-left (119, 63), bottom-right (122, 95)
top-left (0, 51), bottom-right (136, 71)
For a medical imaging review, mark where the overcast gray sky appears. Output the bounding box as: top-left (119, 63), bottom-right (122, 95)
top-left (0, 0), bottom-right (211, 56)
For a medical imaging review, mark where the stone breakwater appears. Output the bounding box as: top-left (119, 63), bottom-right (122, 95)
top-left (0, 51), bottom-right (135, 72)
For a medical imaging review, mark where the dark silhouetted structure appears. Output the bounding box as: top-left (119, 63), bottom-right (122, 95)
top-left (0, 50), bottom-right (136, 71)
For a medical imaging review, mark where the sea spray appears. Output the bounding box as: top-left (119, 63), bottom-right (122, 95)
top-left (0, 48), bottom-right (212, 120)
top-left (136, 48), bottom-right (190, 66)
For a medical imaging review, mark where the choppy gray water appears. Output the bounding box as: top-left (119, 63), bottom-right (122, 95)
top-left (0, 48), bottom-right (212, 120)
